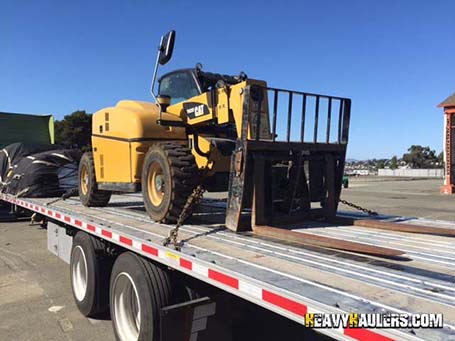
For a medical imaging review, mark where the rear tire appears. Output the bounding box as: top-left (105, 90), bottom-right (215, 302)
top-left (142, 143), bottom-right (198, 223)
top-left (79, 152), bottom-right (111, 207)
top-left (110, 252), bottom-right (173, 341)
top-left (70, 232), bottom-right (112, 317)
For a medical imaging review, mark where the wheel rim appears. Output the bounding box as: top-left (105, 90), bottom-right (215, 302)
top-left (147, 161), bottom-right (165, 206)
top-left (113, 272), bottom-right (141, 340)
top-left (80, 164), bottom-right (89, 195)
top-left (71, 246), bottom-right (88, 302)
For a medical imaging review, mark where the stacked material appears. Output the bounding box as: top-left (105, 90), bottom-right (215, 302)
top-left (0, 143), bottom-right (81, 197)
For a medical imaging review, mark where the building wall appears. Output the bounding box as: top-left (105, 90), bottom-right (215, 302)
top-left (378, 169), bottom-right (444, 178)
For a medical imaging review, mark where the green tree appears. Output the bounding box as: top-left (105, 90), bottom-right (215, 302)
top-left (402, 145), bottom-right (438, 169)
top-left (376, 160), bottom-right (385, 169)
top-left (55, 111), bottom-right (92, 151)
top-left (437, 151), bottom-right (444, 167)
top-left (390, 155), bottom-right (398, 170)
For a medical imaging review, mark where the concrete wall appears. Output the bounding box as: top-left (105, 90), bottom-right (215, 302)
top-left (378, 168), bottom-right (444, 178)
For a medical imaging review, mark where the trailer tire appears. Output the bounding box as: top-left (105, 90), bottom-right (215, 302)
top-left (110, 252), bottom-right (172, 341)
top-left (79, 152), bottom-right (111, 207)
top-left (70, 232), bottom-right (112, 317)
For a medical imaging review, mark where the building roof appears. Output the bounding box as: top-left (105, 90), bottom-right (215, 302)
top-left (438, 92), bottom-right (455, 108)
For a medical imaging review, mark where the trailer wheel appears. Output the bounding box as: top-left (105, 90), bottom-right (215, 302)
top-left (142, 143), bottom-right (198, 223)
top-left (79, 152), bottom-right (111, 207)
top-left (70, 232), bottom-right (112, 317)
top-left (110, 252), bottom-right (172, 341)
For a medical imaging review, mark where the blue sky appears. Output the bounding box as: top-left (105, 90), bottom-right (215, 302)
top-left (1, 0), bottom-right (454, 159)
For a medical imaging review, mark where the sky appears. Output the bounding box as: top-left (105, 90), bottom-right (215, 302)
top-left (1, 0), bottom-right (454, 160)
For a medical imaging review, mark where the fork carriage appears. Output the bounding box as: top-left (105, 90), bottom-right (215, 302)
top-left (226, 85), bottom-right (351, 231)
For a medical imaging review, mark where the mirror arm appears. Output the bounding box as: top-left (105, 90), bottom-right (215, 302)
top-left (150, 37), bottom-right (164, 113)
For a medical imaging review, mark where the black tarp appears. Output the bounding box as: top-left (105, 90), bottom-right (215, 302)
top-left (0, 143), bottom-right (81, 198)
top-left (0, 143), bottom-right (56, 182)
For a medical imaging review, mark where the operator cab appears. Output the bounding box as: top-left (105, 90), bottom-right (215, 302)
top-left (158, 70), bottom-right (200, 105)
top-left (158, 66), bottom-right (244, 167)
top-left (158, 66), bottom-right (247, 105)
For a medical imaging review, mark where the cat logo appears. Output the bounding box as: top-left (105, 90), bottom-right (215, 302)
top-left (183, 102), bottom-right (210, 119)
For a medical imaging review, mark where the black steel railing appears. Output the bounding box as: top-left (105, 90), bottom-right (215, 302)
top-left (251, 86), bottom-right (351, 145)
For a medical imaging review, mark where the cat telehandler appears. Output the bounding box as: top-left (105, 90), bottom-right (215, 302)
top-left (78, 30), bottom-right (351, 234)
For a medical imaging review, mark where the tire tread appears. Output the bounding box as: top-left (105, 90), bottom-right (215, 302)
top-left (142, 142), bottom-right (199, 223)
top-left (79, 152), bottom-right (111, 207)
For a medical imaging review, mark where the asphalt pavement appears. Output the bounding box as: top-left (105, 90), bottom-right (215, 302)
top-left (340, 177), bottom-right (455, 220)
top-left (0, 216), bottom-right (115, 341)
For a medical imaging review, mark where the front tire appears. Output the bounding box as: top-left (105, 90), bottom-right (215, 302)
top-left (141, 143), bottom-right (198, 223)
top-left (79, 152), bottom-right (111, 207)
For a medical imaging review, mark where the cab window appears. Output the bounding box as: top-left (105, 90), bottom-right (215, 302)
top-left (158, 72), bottom-right (200, 105)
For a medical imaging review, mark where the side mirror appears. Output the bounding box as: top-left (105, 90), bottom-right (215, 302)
top-left (158, 30), bottom-right (176, 65)
top-left (150, 30), bottom-right (176, 111)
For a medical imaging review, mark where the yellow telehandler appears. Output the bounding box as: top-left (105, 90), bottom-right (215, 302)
top-left (78, 30), bottom-right (351, 233)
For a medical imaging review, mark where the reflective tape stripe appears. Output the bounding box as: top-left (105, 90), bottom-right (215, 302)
top-left (345, 327), bottom-right (395, 341)
top-left (102, 229), bottom-right (112, 238)
top-left (142, 244), bottom-right (158, 256)
top-left (262, 289), bottom-right (307, 317)
top-left (119, 236), bottom-right (132, 246)
top-left (179, 258), bottom-right (192, 270)
top-left (208, 269), bottom-right (239, 289)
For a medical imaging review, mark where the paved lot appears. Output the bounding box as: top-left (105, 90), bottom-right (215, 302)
top-left (341, 177), bottom-right (455, 221)
top-left (0, 216), bottom-right (114, 341)
top-left (0, 177), bottom-right (454, 340)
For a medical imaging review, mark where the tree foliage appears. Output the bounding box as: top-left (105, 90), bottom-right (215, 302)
top-left (402, 145), bottom-right (438, 169)
top-left (437, 151), bottom-right (444, 166)
top-left (55, 111), bottom-right (92, 151)
top-left (345, 146), bottom-right (443, 171)
top-left (390, 155), bottom-right (398, 169)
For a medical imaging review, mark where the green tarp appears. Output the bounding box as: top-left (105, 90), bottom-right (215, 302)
top-left (0, 112), bottom-right (54, 148)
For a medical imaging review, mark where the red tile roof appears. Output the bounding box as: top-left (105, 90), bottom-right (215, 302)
top-left (438, 92), bottom-right (455, 107)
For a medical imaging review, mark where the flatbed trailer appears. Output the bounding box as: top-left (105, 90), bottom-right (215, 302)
top-left (1, 192), bottom-right (454, 341)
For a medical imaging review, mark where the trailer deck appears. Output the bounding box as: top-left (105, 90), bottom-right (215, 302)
top-left (1, 193), bottom-right (454, 341)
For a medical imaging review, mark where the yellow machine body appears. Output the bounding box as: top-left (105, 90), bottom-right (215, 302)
top-left (165, 79), bottom-right (272, 170)
top-left (92, 79), bottom-right (272, 187)
top-left (165, 80), bottom-right (271, 139)
top-left (91, 100), bottom-right (186, 185)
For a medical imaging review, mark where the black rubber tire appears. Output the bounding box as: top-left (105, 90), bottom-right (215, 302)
top-left (141, 142), bottom-right (198, 223)
top-left (79, 152), bottom-right (111, 207)
top-left (110, 252), bottom-right (173, 341)
top-left (70, 231), bottom-right (113, 317)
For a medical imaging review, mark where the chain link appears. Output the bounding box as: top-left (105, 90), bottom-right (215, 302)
top-left (163, 185), bottom-right (206, 250)
top-left (339, 199), bottom-right (378, 216)
top-left (163, 160), bottom-right (211, 251)
top-left (46, 188), bottom-right (78, 206)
